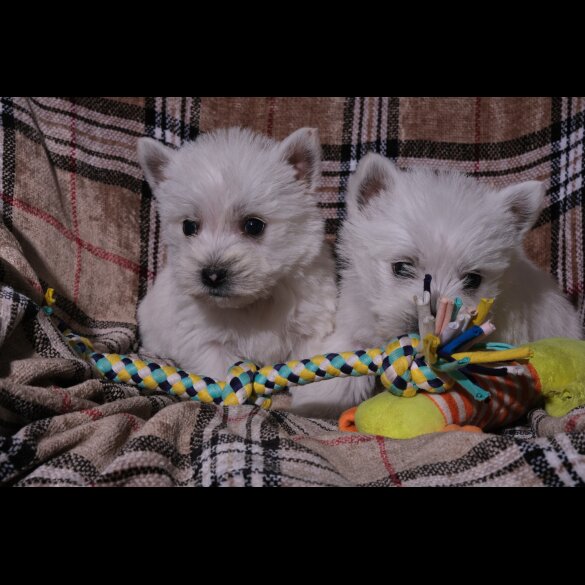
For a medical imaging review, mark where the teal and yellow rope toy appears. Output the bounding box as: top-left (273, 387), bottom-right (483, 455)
top-left (42, 276), bottom-right (531, 410)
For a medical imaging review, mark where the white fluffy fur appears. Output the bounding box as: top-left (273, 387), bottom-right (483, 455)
top-left (290, 153), bottom-right (583, 417)
top-left (136, 127), bottom-right (337, 380)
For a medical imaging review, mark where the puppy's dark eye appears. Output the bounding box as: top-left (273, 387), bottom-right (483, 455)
top-left (243, 217), bottom-right (265, 237)
top-left (392, 262), bottom-right (416, 279)
top-left (463, 273), bottom-right (482, 290)
top-left (182, 219), bottom-right (199, 237)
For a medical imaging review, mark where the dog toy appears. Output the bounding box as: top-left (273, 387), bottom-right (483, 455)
top-left (338, 275), bottom-right (585, 438)
top-left (44, 285), bottom-right (524, 409)
top-left (339, 337), bottom-right (585, 438)
top-left (41, 286), bottom-right (585, 438)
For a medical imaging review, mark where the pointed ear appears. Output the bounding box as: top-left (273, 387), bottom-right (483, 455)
top-left (498, 180), bottom-right (545, 237)
top-left (137, 137), bottom-right (174, 190)
top-left (346, 152), bottom-right (398, 215)
top-left (279, 127), bottom-right (321, 190)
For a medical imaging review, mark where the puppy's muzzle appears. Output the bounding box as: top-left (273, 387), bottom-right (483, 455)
top-left (201, 267), bottom-right (229, 289)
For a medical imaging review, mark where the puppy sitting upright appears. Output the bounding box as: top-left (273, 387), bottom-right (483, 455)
top-left (291, 152), bottom-right (583, 417)
top-left (136, 127), bottom-right (336, 380)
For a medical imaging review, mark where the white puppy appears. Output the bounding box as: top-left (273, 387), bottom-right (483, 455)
top-left (136, 127), bottom-right (336, 381)
top-left (290, 152), bottom-right (583, 417)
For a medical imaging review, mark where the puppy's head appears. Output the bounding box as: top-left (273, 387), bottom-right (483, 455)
top-left (339, 153), bottom-right (545, 337)
top-left (138, 127), bottom-right (323, 308)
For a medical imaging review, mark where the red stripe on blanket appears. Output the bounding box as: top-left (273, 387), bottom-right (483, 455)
top-left (123, 413), bottom-right (141, 432)
top-left (266, 96), bottom-right (276, 137)
top-left (50, 386), bottom-right (73, 413)
top-left (69, 102), bottom-right (82, 303)
top-left (474, 97), bottom-right (481, 173)
top-left (0, 192), bottom-right (153, 278)
top-left (82, 408), bottom-right (104, 421)
top-left (376, 435), bottom-right (402, 486)
top-left (291, 434), bottom-right (376, 446)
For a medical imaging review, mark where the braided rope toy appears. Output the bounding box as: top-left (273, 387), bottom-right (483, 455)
top-left (41, 275), bottom-right (532, 410)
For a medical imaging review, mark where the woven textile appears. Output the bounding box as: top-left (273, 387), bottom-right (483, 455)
top-left (1, 97), bottom-right (584, 486)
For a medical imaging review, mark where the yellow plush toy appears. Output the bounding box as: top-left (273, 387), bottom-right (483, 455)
top-left (339, 337), bottom-right (585, 439)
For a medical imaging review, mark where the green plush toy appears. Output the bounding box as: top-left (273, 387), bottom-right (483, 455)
top-left (339, 337), bottom-right (585, 439)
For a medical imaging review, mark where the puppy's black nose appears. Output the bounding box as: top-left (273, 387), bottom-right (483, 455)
top-left (201, 267), bottom-right (228, 288)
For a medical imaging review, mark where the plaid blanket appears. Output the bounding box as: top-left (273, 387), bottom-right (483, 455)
top-left (1, 96), bottom-right (584, 486)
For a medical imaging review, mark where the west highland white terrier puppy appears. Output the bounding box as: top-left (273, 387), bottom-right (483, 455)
top-left (136, 127), bottom-right (337, 382)
top-left (290, 152), bottom-right (583, 417)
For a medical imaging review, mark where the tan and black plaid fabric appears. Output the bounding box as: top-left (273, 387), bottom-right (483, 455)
top-left (1, 97), bottom-right (584, 486)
